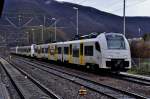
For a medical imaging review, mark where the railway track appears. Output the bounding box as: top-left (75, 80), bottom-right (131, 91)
top-left (21, 56), bottom-right (150, 86)
top-left (0, 76), bottom-right (10, 99)
top-left (18, 56), bottom-right (150, 86)
top-left (0, 58), bottom-right (62, 99)
top-left (13, 57), bottom-right (148, 99)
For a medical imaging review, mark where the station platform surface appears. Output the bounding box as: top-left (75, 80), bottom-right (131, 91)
top-left (121, 72), bottom-right (150, 80)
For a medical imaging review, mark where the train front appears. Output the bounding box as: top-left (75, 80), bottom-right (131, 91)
top-left (99, 33), bottom-right (131, 71)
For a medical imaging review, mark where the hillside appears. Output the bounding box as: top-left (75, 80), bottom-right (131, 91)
top-left (1, 0), bottom-right (150, 45)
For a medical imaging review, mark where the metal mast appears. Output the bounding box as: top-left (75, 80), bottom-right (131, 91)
top-left (123, 0), bottom-right (126, 36)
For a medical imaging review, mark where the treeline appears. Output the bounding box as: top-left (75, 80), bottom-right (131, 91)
top-left (143, 33), bottom-right (150, 41)
top-left (130, 34), bottom-right (150, 58)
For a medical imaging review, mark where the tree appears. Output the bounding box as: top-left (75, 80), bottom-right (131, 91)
top-left (143, 33), bottom-right (150, 41)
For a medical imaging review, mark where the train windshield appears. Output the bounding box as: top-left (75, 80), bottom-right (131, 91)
top-left (106, 34), bottom-right (126, 49)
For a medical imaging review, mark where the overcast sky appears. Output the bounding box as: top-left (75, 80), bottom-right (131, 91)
top-left (56, 0), bottom-right (150, 16)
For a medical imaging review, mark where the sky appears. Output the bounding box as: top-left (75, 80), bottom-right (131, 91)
top-left (56, 0), bottom-right (150, 16)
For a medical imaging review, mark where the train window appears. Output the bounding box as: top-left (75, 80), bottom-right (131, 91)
top-left (43, 48), bottom-right (45, 53)
top-left (70, 44), bottom-right (72, 55)
top-left (84, 46), bottom-right (93, 56)
top-left (64, 47), bottom-right (69, 54)
top-left (42, 48), bottom-right (45, 53)
top-left (80, 44), bottom-right (83, 56)
top-left (58, 47), bottom-right (62, 54)
top-left (29, 48), bottom-right (31, 52)
top-left (95, 42), bottom-right (101, 52)
top-left (73, 49), bottom-right (79, 57)
top-left (35, 48), bottom-right (37, 53)
top-left (45, 48), bottom-right (48, 53)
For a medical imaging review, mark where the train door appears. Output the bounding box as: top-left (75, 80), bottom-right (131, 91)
top-left (48, 45), bottom-right (51, 60)
top-left (80, 43), bottom-right (84, 65)
top-left (37, 46), bottom-right (41, 58)
top-left (95, 42), bottom-right (102, 68)
top-left (69, 44), bottom-right (72, 63)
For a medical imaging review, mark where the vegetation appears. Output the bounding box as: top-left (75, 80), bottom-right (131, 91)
top-left (128, 61), bottom-right (150, 76)
top-left (143, 33), bottom-right (150, 41)
top-left (130, 39), bottom-right (150, 58)
top-left (129, 34), bottom-right (150, 76)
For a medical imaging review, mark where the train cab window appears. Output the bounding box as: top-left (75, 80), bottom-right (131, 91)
top-left (105, 34), bottom-right (126, 49)
top-left (64, 47), bottom-right (69, 54)
top-left (95, 42), bottom-right (101, 52)
top-left (73, 49), bottom-right (79, 57)
top-left (84, 46), bottom-right (93, 56)
top-left (58, 47), bottom-right (62, 54)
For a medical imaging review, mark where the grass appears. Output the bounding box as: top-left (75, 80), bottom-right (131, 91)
top-left (128, 62), bottom-right (150, 76)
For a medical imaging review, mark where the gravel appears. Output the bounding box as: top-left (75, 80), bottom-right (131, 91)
top-left (0, 64), bottom-right (21, 99)
top-left (20, 57), bottom-right (150, 98)
top-left (12, 59), bottom-right (110, 99)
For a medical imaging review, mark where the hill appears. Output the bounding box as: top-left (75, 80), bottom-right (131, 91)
top-left (1, 0), bottom-right (150, 45)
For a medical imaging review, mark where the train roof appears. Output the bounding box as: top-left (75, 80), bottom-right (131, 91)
top-left (16, 32), bottom-right (125, 48)
top-left (17, 45), bottom-right (31, 48)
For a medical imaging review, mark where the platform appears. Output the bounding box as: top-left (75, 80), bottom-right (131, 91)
top-left (121, 72), bottom-right (150, 81)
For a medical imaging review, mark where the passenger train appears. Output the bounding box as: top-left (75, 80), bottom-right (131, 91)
top-left (10, 32), bottom-right (131, 72)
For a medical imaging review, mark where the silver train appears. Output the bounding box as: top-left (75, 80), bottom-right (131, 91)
top-left (11, 33), bottom-right (131, 72)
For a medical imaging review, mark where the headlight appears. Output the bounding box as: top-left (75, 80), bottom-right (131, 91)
top-left (124, 55), bottom-right (128, 58)
top-left (108, 55), bottom-right (112, 58)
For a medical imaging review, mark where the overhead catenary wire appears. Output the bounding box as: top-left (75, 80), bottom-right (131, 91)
top-left (102, 0), bottom-right (123, 9)
top-left (109, 0), bottom-right (148, 13)
top-left (73, 0), bottom-right (148, 14)
top-left (77, 0), bottom-right (89, 4)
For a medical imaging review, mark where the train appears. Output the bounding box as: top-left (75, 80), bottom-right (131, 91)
top-left (10, 32), bottom-right (131, 72)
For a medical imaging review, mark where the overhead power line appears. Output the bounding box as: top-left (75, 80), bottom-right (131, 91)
top-left (103, 0), bottom-right (123, 9)
top-left (77, 0), bottom-right (89, 4)
top-left (109, 0), bottom-right (148, 13)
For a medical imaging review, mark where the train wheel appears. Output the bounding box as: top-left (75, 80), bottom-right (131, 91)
top-left (90, 65), bottom-right (99, 71)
